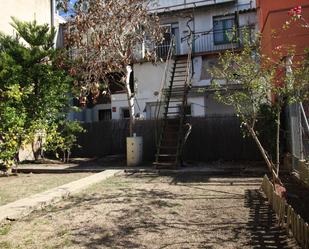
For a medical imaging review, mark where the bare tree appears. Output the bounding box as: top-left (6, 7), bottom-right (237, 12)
top-left (64, 0), bottom-right (163, 136)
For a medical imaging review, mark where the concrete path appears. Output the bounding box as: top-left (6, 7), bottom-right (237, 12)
top-left (0, 170), bottom-right (122, 224)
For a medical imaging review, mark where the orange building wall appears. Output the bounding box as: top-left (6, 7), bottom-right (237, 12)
top-left (257, 0), bottom-right (309, 60)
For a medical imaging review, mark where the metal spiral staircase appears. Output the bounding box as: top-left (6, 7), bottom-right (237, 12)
top-left (153, 37), bottom-right (193, 169)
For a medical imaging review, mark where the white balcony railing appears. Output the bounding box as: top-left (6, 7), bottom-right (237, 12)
top-left (193, 26), bottom-right (255, 53)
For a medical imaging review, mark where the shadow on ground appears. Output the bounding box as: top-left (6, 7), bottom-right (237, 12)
top-left (20, 172), bottom-right (299, 249)
top-left (245, 189), bottom-right (299, 249)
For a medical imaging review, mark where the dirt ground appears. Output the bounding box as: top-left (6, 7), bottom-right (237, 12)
top-left (0, 173), bottom-right (92, 206)
top-left (0, 172), bottom-right (300, 249)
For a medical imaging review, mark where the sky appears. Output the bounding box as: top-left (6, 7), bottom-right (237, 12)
top-left (59, 0), bottom-right (77, 18)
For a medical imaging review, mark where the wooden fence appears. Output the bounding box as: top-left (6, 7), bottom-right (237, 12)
top-left (72, 116), bottom-right (264, 162)
top-left (261, 175), bottom-right (309, 248)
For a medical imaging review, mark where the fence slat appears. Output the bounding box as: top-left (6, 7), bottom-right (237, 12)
top-left (287, 205), bottom-right (291, 233)
top-left (300, 217), bottom-right (304, 248)
top-left (74, 117), bottom-right (266, 161)
top-left (261, 175), bottom-right (309, 248)
top-left (305, 223), bottom-right (309, 249)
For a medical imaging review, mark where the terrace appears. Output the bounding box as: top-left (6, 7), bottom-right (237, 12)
top-left (155, 25), bottom-right (255, 58)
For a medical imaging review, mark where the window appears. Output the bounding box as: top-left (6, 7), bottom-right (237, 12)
top-left (213, 16), bottom-right (236, 45)
top-left (121, 108), bottom-right (130, 119)
top-left (98, 109), bottom-right (111, 121)
top-left (156, 25), bottom-right (172, 58)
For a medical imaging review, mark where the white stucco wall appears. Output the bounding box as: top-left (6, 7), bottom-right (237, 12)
top-left (102, 1), bottom-right (257, 121)
top-left (204, 95), bottom-right (234, 115)
top-left (188, 96), bottom-right (206, 117)
top-left (0, 0), bottom-right (51, 35)
top-left (111, 62), bottom-right (167, 120)
top-left (92, 104), bottom-right (112, 122)
top-left (111, 93), bottom-right (128, 120)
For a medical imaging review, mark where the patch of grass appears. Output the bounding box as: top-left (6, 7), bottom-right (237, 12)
top-left (62, 237), bottom-right (73, 247)
top-left (23, 238), bottom-right (34, 246)
top-left (0, 225), bottom-right (11, 236)
top-left (81, 176), bottom-right (132, 194)
top-left (0, 241), bottom-right (12, 249)
top-left (0, 173), bottom-right (92, 206)
top-left (56, 227), bottom-right (70, 237)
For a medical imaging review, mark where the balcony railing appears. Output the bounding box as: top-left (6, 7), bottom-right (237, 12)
top-left (193, 26), bottom-right (255, 53)
top-left (134, 25), bottom-right (255, 61)
top-left (156, 39), bottom-right (174, 59)
top-left (153, 25), bottom-right (255, 58)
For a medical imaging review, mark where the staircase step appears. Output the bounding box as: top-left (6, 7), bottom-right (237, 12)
top-left (165, 106), bottom-right (178, 108)
top-left (169, 100), bottom-right (183, 103)
top-left (165, 122), bottom-right (179, 126)
top-left (163, 130), bottom-right (179, 135)
top-left (161, 138), bottom-right (178, 143)
top-left (153, 162), bottom-right (177, 168)
top-left (176, 60), bottom-right (187, 63)
top-left (159, 146), bottom-right (177, 149)
top-left (165, 112), bottom-right (180, 115)
top-left (156, 154), bottom-right (177, 157)
top-left (165, 119), bottom-right (180, 123)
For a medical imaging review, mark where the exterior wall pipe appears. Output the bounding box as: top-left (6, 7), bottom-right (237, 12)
top-left (51, 0), bottom-right (55, 28)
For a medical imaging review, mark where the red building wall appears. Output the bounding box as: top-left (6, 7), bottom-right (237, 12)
top-left (257, 0), bottom-right (309, 60)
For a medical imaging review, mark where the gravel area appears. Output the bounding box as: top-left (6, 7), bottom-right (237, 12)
top-left (0, 172), bottom-right (300, 249)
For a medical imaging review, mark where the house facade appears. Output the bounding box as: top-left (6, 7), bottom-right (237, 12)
top-left (257, 0), bottom-right (309, 183)
top-left (0, 0), bottom-right (65, 48)
top-left (72, 0), bottom-right (258, 122)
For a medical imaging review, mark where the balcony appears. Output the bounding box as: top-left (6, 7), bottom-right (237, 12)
top-left (153, 25), bottom-right (255, 58)
top-left (193, 26), bottom-right (255, 54)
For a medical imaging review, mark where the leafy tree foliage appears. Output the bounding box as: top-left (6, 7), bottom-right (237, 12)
top-left (210, 29), bottom-right (309, 186)
top-left (45, 120), bottom-right (85, 163)
top-left (0, 19), bottom-right (81, 171)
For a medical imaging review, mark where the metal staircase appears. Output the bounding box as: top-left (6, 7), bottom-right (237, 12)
top-left (153, 38), bottom-right (193, 169)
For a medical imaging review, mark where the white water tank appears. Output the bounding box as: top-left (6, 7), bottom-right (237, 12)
top-left (126, 135), bottom-right (143, 166)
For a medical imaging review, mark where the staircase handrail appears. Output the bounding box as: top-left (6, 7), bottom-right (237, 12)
top-left (183, 123), bottom-right (192, 145)
top-left (176, 33), bottom-right (194, 165)
top-left (154, 36), bottom-right (175, 145)
top-left (156, 36), bottom-right (175, 111)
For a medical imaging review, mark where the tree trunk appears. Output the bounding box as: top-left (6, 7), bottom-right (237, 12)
top-left (125, 65), bottom-right (135, 137)
top-left (247, 125), bottom-right (283, 186)
top-left (276, 108), bottom-right (281, 176)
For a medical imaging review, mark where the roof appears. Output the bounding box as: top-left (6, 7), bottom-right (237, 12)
top-left (148, 0), bottom-right (236, 13)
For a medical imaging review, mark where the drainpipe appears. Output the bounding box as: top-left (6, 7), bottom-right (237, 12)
top-left (51, 0), bottom-right (57, 48)
top-left (51, 0), bottom-right (56, 28)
